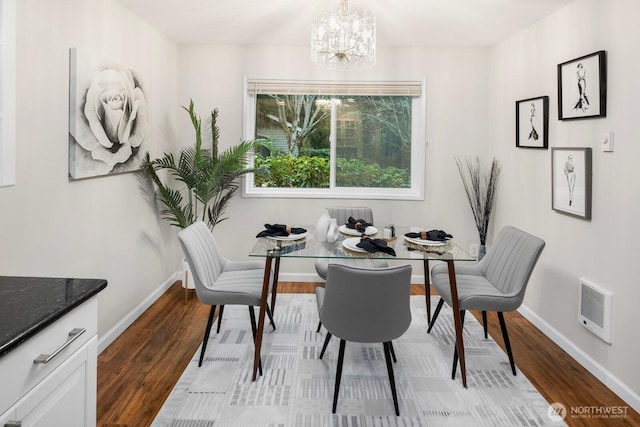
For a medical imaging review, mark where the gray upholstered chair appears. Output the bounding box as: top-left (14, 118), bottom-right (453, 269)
top-left (314, 207), bottom-right (389, 332)
top-left (178, 221), bottom-right (275, 369)
top-left (314, 206), bottom-right (389, 280)
top-left (427, 226), bottom-right (545, 377)
top-left (315, 264), bottom-right (412, 415)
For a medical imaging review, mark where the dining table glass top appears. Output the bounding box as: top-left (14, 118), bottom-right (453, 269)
top-left (249, 225), bottom-right (475, 262)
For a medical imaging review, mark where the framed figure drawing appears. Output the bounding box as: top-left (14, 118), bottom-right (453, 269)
top-left (557, 50), bottom-right (606, 120)
top-left (516, 96), bottom-right (548, 149)
top-left (551, 147), bottom-right (592, 220)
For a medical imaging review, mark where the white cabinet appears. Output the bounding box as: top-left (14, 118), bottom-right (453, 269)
top-left (0, 296), bottom-right (98, 427)
top-left (15, 337), bottom-right (95, 427)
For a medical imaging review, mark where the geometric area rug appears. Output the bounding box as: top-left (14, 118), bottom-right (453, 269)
top-left (152, 294), bottom-right (566, 427)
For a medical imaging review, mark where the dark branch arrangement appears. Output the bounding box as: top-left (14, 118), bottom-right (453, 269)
top-left (455, 156), bottom-right (501, 245)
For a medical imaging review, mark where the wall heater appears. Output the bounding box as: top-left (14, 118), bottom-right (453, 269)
top-left (578, 278), bottom-right (613, 344)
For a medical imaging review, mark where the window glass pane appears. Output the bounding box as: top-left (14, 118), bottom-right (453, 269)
top-left (253, 94), bottom-right (412, 190)
top-left (335, 96), bottom-right (411, 188)
top-left (254, 94), bottom-right (331, 188)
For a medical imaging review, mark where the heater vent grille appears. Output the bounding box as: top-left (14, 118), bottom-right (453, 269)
top-left (578, 278), bottom-right (612, 344)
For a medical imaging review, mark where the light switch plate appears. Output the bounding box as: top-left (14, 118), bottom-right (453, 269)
top-left (601, 131), bottom-right (614, 152)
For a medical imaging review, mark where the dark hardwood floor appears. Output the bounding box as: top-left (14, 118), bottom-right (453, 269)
top-left (97, 281), bottom-right (640, 426)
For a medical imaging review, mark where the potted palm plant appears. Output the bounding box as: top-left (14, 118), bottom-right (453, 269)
top-left (142, 100), bottom-right (265, 290)
top-left (143, 99), bottom-right (264, 230)
top-left (455, 156), bottom-right (501, 260)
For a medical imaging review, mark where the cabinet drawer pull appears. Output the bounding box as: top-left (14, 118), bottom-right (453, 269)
top-left (33, 328), bottom-right (86, 364)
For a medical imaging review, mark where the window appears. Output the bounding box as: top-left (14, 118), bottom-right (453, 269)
top-left (243, 79), bottom-right (425, 200)
top-left (0, 0), bottom-right (16, 187)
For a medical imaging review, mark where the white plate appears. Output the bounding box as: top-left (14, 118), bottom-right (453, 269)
top-left (339, 224), bottom-right (378, 236)
top-left (341, 237), bottom-right (369, 253)
top-left (403, 235), bottom-right (447, 247)
top-left (266, 231), bottom-right (308, 241)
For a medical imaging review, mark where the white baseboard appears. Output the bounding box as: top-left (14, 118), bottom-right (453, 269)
top-left (97, 272), bottom-right (179, 354)
top-left (518, 304), bottom-right (640, 413)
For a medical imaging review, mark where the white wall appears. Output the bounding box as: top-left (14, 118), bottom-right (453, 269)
top-left (0, 0), bottom-right (180, 341)
top-left (177, 44), bottom-right (491, 274)
top-left (489, 0), bottom-right (640, 402)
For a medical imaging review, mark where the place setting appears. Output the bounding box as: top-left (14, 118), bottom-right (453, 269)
top-left (338, 216), bottom-right (378, 237)
top-left (341, 236), bottom-right (396, 256)
top-left (255, 223), bottom-right (308, 241)
top-left (402, 228), bottom-right (453, 254)
top-left (255, 223), bottom-right (309, 254)
top-left (329, 216), bottom-right (393, 256)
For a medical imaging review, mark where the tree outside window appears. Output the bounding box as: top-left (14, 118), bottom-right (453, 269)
top-left (253, 94), bottom-right (412, 189)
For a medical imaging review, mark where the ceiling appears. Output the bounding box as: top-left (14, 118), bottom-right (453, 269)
top-left (117, 0), bottom-right (575, 48)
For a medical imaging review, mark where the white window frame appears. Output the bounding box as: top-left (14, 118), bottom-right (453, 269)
top-left (242, 78), bottom-right (426, 200)
top-left (0, 0), bottom-right (16, 187)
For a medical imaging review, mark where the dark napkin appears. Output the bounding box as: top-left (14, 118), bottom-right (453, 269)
top-left (256, 224), bottom-right (307, 238)
top-left (404, 229), bottom-right (453, 241)
top-left (356, 237), bottom-right (396, 256)
top-left (346, 216), bottom-right (372, 232)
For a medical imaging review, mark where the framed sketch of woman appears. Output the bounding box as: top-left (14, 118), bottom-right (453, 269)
top-left (552, 147), bottom-right (592, 220)
top-left (558, 51), bottom-right (607, 120)
top-left (516, 96), bottom-right (548, 149)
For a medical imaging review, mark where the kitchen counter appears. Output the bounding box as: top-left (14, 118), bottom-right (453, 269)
top-left (0, 276), bottom-right (107, 358)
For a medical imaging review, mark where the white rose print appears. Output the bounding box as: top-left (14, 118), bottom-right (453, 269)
top-left (69, 48), bottom-right (148, 179)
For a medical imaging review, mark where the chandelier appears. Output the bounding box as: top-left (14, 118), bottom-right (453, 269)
top-left (311, 0), bottom-right (376, 70)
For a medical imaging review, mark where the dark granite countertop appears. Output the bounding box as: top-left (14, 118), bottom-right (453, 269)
top-left (0, 276), bottom-right (107, 358)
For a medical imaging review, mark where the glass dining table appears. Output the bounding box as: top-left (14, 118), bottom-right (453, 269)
top-left (248, 225), bottom-right (476, 387)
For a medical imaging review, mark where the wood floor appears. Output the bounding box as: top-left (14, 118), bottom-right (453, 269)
top-left (97, 282), bottom-right (639, 426)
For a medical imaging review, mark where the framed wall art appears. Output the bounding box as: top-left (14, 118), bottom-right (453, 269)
top-left (557, 50), bottom-right (606, 120)
top-left (69, 47), bottom-right (149, 179)
top-left (516, 96), bottom-right (548, 149)
top-left (551, 147), bottom-right (592, 220)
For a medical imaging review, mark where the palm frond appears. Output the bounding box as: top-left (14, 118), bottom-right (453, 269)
top-left (183, 100), bottom-right (202, 156)
top-left (210, 108), bottom-right (219, 160)
top-left (142, 101), bottom-right (266, 230)
top-left (141, 152), bottom-right (195, 229)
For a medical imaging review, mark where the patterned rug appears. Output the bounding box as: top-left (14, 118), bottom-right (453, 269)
top-left (152, 294), bottom-right (565, 426)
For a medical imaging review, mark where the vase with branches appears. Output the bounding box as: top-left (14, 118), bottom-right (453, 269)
top-left (455, 156), bottom-right (501, 259)
top-left (142, 99), bottom-right (265, 230)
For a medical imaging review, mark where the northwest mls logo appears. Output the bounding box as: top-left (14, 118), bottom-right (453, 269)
top-left (548, 402), bottom-right (567, 422)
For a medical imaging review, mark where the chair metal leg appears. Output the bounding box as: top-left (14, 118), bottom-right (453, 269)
top-left (248, 306), bottom-right (263, 376)
top-left (427, 298), bottom-right (445, 333)
top-left (383, 341), bottom-right (401, 416)
top-left (482, 311), bottom-right (488, 339)
top-left (216, 305), bottom-right (225, 333)
top-left (389, 341), bottom-right (397, 363)
top-left (316, 320), bottom-right (322, 333)
top-left (199, 305), bottom-right (216, 367)
top-left (452, 310), bottom-right (466, 379)
top-left (332, 339), bottom-right (346, 414)
top-left (498, 312), bottom-right (517, 375)
top-left (319, 332), bottom-right (332, 359)
top-left (266, 304), bottom-right (276, 331)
